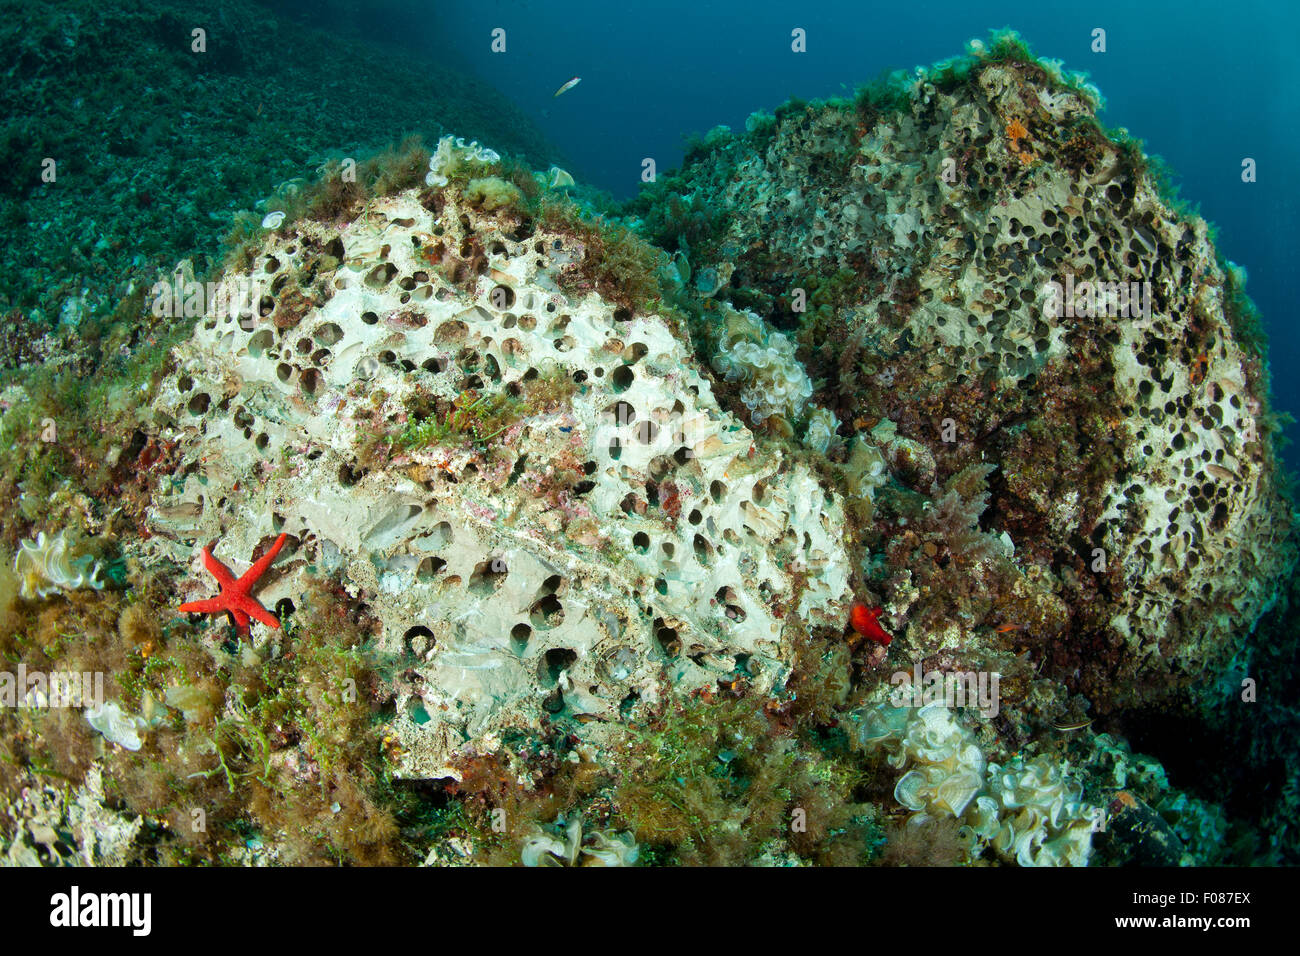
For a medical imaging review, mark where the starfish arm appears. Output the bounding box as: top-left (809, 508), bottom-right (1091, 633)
top-left (178, 597), bottom-right (230, 615)
top-left (229, 608), bottom-right (252, 636)
top-left (239, 533), bottom-right (288, 586)
top-left (230, 593), bottom-right (281, 629)
top-left (201, 546), bottom-right (239, 588)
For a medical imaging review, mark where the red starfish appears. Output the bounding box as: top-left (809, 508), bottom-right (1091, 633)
top-left (178, 533), bottom-right (288, 636)
top-left (849, 602), bottom-right (892, 647)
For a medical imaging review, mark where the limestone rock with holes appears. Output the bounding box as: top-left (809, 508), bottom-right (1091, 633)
top-left (144, 187), bottom-right (852, 777)
top-left (645, 39), bottom-right (1297, 711)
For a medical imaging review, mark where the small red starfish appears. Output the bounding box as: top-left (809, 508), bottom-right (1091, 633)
top-left (178, 533), bottom-right (288, 636)
top-left (849, 602), bottom-right (892, 647)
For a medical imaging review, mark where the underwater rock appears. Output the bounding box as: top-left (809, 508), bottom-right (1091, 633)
top-left (144, 184), bottom-right (853, 777)
top-left (649, 40), bottom-right (1296, 712)
top-left (1075, 730), bottom-right (1230, 865)
top-left (1094, 790), bottom-right (1185, 867)
top-left (0, 768), bottom-right (142, 866)
top-left (12, 28), bottom-right (1286, 868)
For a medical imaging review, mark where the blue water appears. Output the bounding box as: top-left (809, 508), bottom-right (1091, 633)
top-left (409, 0), bottom-right (1300, 468)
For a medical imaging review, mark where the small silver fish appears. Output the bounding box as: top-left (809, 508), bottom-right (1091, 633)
top-left (553, 76), bottom-right (581, 98)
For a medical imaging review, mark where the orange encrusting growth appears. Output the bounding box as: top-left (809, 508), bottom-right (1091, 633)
top-left (1005, 117), bottom-right (1034, 165)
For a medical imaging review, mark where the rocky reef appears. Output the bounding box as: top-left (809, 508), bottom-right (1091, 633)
top-left (0, 32), bottom-right (1295, 867)
top-left (635, 35), bottom-right (1295, 719)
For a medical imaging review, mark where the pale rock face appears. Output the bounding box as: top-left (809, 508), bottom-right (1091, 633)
top-left (146, 190), bottom-right (852, 777)
top-left (0, 768), bottom-right (142, 866)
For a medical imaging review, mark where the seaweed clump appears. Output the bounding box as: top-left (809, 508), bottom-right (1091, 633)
top-left (219, 136), bottom-right (434, 274)
top-left (159, 577), bottom-right (406, 864)
top-left (606, 696), bottom-right (878, 866)
top-left (534, 200), bottom-right (666, 317)
top-left (874, 817), bottom-right (969, 867)
top-left (0, 566), bottom-right (416, 865)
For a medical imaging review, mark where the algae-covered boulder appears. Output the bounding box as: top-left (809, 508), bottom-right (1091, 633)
top-left (143, 168), bottom-right (853, 776)
top-left (636, 35), bottom-right (1296, 714)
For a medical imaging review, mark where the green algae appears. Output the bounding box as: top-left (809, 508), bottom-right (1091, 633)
top-left (0, 0), bottom-right (561, 328)
top-left (0, 295), bottom-right (189, 548)
top-left (395, 366), bottom-right (579, 455)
